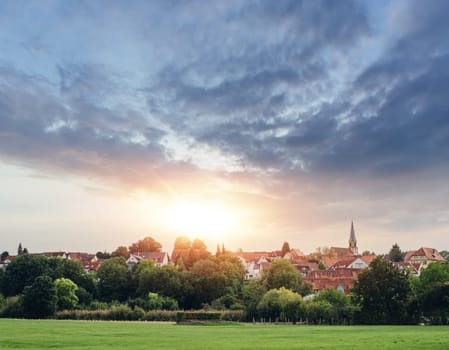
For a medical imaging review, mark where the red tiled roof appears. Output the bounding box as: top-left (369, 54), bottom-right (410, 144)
top-left (360, 255), bottom-right (377, 264)
top-left (304, 268), bottom-right (362, 294)
top-left (329, 258), bottom-right (357, 269)
top-left (238, 251), bottom-right (280, 263)
top-left (330, 247), bottom-right (354, 258)
top-left (321, 256), bottom-right (339, 268)
top-left (404, 247), bottom-right (445, 262)
top-left (83, 260), bottom-right (103, 271)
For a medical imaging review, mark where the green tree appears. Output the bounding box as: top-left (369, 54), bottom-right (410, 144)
top-left (242, 279), bottom-right (265, 320)
top-left (129, 236), bottom-right (162, 253)
top-left (2, 254), bottom-right (50, 295)
top-left (111, 246), bottom-right (130, 259)
top-left (17, 243), bottom-right (23, 256)
top-left (96, 251), bottom-right (111, 259)
top-left (54, 278), bottom-right (79, 310)
top-left (352, 256), bottom-right (414, 324)
top-left (1, 251), bottom-right (9, 261)
top-left (257, 287), bottom-right (303, 323)
top-left (22, 275), bottom-right (57, 318)
top-left (313, 288), bottom-right (356, 324)
top-left (414, 261), bottom-right (449, 323)
top-left (147, 292), bottom-right (179, 310)
top-left (262, 259), bottom-right (303, 294)
top-left (190, 258), bottom-right (226, 306)
top-left (388, 243), bottom-right (404, 262)
top-left (439, 250), bottom-right (449, 261)
top-left (96, 257), bottom-right (132, 302)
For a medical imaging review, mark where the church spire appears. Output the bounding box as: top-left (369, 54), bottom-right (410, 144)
top-left (349, 221), bottom-right (358, 255)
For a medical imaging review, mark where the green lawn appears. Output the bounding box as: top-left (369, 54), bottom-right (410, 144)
top-left (0, 319), bottom-right (448, 350)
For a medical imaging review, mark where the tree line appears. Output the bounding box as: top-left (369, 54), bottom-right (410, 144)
top-left (1, 237), bottom-right (449, 324)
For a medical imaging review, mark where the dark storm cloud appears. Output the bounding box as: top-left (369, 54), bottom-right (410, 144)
top-left (311, 0), bottom-right (449, 175)
top-left (162, 0), bottom-right (449, 178)
top-left (0, 64), bottom-right (191, 189)
top-left (143, 0), bottom-right (370, 167)
top-left (2, 0), bottom-right (448, 187)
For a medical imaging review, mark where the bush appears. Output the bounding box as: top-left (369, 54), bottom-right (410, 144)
top-left (109, 305), bottom-right (135, 320)
top-left (141, 310), bottom-right (177, 321)
top-left (0, 296), bottom-right (24, 318)
top-left (55, 305), bottom-right (176, 321)
top-left (176, 310), bottom-right (243, 323)
top-left (89, 300), bottom-right (110, 310)
top-left (220, 310), bottom-right (244, 322)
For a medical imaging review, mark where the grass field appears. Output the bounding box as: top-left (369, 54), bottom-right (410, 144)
top-left (0, 319), bottom-right (448, 350)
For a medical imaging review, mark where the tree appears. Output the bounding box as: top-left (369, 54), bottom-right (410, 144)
top-left (96, 251), bottom-right (111, 259)
top-left (111, 246), bottom-right (130, 259)
top-left (1, 251), bottom-right (9, 261)
top-left (281, 242), bottom-right (290, 257)
top-left (54, 278), bottom-right (79, 310)
top-left (1, 254), bottom-right (94, 298)
top-left (17, 243), bottom-right (23, 256)
top-left (362, 250), bottom-right (375, 256)
top-left (352, 256), bottom-right (414, 324)
top-left (313, 288), bottom-right (356, 324)
top-left (174, 236), bottom-right (192, 249)
top-left (190, 258), bottom-right (226, 306)
top-left (242, 279), bottom-right (266, 320)
top-left (311, 246), bottom-right (337, 260)
top-left (22, 275), bottom-right (57, 318)
top-left (129, 236), bottom-right (162, 253)
top-left (2, 254), bottom-right (51, 296)
top-left (262, 259), bottom-right (303, 294)
top-left (414, 261), bottom-right (449, 323)
top-left (96, 257), bottom-right (132, 302)
top-left (439, 250), bottom-right (449, 261)
top-left (388, 243), bottom-right (403, 262)
top-left (257, 287), bottom-right (303, 323)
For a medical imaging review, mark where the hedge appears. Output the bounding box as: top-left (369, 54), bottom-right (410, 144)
top-left (176, 310), bottom-right (244, 323)
top-left (54, 309), bottom-right (244, 322)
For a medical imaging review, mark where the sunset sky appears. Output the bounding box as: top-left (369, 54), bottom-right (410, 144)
top-left (1, 0), bottom-right (449, 255)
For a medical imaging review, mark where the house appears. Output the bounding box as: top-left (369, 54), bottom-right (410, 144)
top-left (82, 260), bottom-right (103, 272)
top-left (403, 247), bottom-right (445, 273)
top-left (238, 253), bottom-right (274, 280)
top-left (329, 257), bottom-right (370, 270)
top-left (304, 268), bottom-right (362, 294)
top-left (360, 254), bottom-right (377, 265)
top-left (393, 261), bottom-right (420, 275)
top-left (40, 251), bottom-right (69, 259)
top-left (283, 248), bottom-right (305, 260)
top-left (126, 251), bottom-right (169, 269)
top-left (0, 255), bottom-right (15, 270)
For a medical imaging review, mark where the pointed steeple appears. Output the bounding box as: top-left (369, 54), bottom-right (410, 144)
top-left (349, 221), bottom-right (358, 255)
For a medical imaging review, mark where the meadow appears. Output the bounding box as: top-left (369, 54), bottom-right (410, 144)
top-left (0, 319), bottom-right (448, 350)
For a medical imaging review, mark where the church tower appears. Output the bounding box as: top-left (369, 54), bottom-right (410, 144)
top-left (349, 221), bottom-right (358, 255)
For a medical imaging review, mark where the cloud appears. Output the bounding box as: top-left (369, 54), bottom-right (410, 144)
top-left (1, 0), bottom-right (448, 203)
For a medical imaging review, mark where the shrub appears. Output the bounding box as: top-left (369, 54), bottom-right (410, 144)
top-left (0, 296), bottom-right (24, 318)
top-left (141, 310), bottom-right (177, 322)
top-left (176, 310), bottom-right (243, 323)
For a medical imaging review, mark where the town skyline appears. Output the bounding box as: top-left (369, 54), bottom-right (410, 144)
top-left (2, 220), bottom-right (445, 259)
top-left (1, 1), bottom-right (449, 255)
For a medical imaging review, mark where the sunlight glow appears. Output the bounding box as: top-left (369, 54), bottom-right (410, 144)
top-left (162, 200), bottom-right (239, 241)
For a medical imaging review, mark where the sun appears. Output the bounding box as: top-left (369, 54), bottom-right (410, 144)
top-left (163, 199), bottom-right (238, 242)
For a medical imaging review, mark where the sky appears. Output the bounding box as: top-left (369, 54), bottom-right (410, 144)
top-left (1, 0), bottom-right (449, 255)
